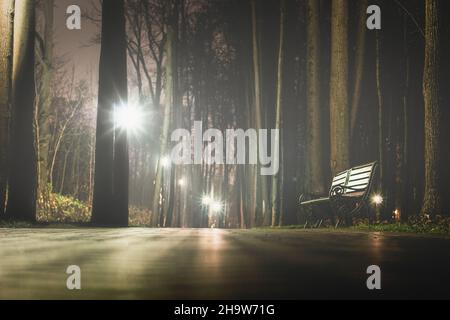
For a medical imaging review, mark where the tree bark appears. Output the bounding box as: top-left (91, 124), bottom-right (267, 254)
top-left (92, 0), bottom-right (129, 226)
top-left (152, 12), bottom-right (176, 227)
top-left (250, 0), bottom-right (269, 226)
top-left (271, 0), bottom-right (285, 227)
top-left (329, 0), bottom-right (349, 175)
top-left (5, 0), bottom-right (37, 221)
top-left (350, 0), bottom-right (368, 136)
top-left (37, 0), bottom-right (54, 192)
top-left (421, 0), bottom-right (443, 217)
top-left (305, 0), bottom-right (325, 196)
top-left (0, 0), bottom-right (14, 216)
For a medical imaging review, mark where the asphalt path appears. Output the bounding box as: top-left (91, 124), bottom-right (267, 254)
top-left (0, 228), bottom-right (449, 299)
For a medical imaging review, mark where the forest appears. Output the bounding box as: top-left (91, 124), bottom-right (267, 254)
top-left (0, 0), bottom-right (449, 229)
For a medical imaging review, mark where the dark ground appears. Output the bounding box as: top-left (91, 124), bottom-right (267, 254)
top-left (0, 228), bottom-right (449, 299)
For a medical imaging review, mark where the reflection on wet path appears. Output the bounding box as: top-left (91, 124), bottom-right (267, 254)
top-left (0, 228), bottom-right (449, 299)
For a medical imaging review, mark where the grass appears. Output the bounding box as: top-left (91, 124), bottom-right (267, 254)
top-left (352, 222), bottom-right (450, 235)
top-left (263, 220), bottom-right (450, 236)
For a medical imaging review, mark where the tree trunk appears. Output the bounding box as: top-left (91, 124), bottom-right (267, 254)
top-left (329, 0), bottom-right (349, 175)
top-left (250, 0), bottom-right (269, 226)
top-left (5, 0), bottom-right (37, 221)
top-left (375, 31), bottom-right (383, 222)
top-left (271, 0), bottom-right (285, 227)
top-left (0, 0), bottom-right (14, 216)
top-left (305, 0), bottom-right (325, 196)
top-left (350, 0), bottom-right (368, 136)
top-left (92, 0), bottom-right (129, 226)
top-left (421, 0), bottom-right (443, 217)
top-left (152, 17), bottom-right (175, 227)
top-left (37, 0), bottom-right (53, 192)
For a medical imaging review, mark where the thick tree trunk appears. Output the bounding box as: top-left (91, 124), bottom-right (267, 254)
top-left (92, 0), bottom-right (129, 226)
top-left (0, 0), bottom-right (14, 216)
top-left (305, 0), bottom-right (325, 196)
top-left (5, 0), bottom-right (37, 221)
top-left (329, 0), bottom-right (349, 175)
top-left (350, 0), bottom-right (368, 136)
top-left (271, 0), bottom-right (285, 227)
top-left (421, 0), bottom-right (443, 216)
top-left (37, 0), bottom-right (53, 192)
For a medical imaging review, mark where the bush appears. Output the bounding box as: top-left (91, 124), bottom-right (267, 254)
top-left (37, 192), bottom-right (91, 223)
top-left (129, 207), bottom-right (152, 226)
top-left (37, 193), bottom-right (153, 226)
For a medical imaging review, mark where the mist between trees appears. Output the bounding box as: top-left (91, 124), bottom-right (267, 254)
top-left (0, 0), bottom-right (449, 229)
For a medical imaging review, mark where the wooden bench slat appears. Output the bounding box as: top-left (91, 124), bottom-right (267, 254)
top-left (333, 172), bottom-right (348, 180)
top-left (349, 166), bottom-right (373, 175)
top-left (332, 178), bottom-right (347, 187)
top-left (348, 172), bottom-right (371, 181)
top-left (347, 178), bottom-right (370, 185)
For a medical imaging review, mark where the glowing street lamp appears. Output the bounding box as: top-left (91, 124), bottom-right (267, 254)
top-left (202, 195), bottom-right (212, 206)
top-left (160, 156), bottom-right (171, 168)
top-left (371, 194), bottom-right (384, 206)
top-left (114, 103), bottom-right (144, 134)
top-left (211, 201), bottom-right (223, 213)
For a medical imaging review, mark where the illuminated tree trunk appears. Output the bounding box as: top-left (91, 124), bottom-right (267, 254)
top-left (271, 0), bottom-right (285, 227)
top-left (5, 0), bottom-right (37, 221)
top-left (0, 0), bottom-right (14, 216)
top-left (305, 0), bottom-right (325, 196)
top-left (152, 18), bottom-right (175, 227)
top-left (251, 0), bottom-right (269, 226)
top-left (92, 0), bottom-right (129, 226)
top-left (37, 0), bottom-right (54, 192)
top-left (329, 0), bottom-right (349, 175)
top-left (421, 0), bottom-right (443, 217)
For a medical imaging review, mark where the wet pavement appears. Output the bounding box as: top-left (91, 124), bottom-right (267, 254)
top-left (0, 228), bottom-right (449, 299)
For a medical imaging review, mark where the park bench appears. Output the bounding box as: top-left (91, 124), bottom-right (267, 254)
top-left (299, 162), bottom-right (378, 228)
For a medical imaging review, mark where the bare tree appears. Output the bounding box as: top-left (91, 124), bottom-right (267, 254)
top-left (36, 0), bottom-right (54, 192)
top-left (421, 0), bottom-right (443, 217)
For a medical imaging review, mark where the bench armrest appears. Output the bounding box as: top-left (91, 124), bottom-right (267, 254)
top-left (331, 185), bottom-right (365, 198)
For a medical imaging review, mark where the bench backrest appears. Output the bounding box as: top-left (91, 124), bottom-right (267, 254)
top-left (329, 162), bottom-right (377, 198)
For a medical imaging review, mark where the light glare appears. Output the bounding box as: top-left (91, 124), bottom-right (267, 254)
top-left (202, 195), bottom-right (212, 206)
top-left (211, 201), bottom-right (223, 213)
top-left (114, 104), bottom-right (144, 133)
top-left (161, 156), bottom-right (171, 168)
top-left (371, 194), bottom-right (383, 206)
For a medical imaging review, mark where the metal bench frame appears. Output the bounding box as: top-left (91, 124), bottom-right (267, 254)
top-left (299, 162), bottom-right (378, 227)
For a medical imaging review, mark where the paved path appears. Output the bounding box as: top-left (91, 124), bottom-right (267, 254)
top-left (0, 228), bottom-right (449, 299)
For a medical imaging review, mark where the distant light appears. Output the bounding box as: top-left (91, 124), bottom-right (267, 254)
top-left (371, 194), bottom-right (384, 206)
top-left (114, 103), bottom-right (143, 133)
top-left (161, 156), bottom-right (171, 168)
top-left (202, 195), bottom-right (212, 206)
top-left (211, 201), bottom-right (223, 213)
top-left (394, 209), bottom-right (401, 220)
top-left (178, 178), bottom-right (186, 187)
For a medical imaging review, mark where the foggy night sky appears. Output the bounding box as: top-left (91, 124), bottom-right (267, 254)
top-left (54, 0), bottom-right (100, 82)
